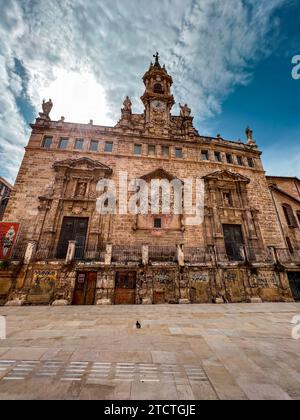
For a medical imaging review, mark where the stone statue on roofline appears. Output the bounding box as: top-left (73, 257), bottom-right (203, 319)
top-left (122, 96), bottom-right (132, 114)
top-left (179, 103), bottom-right (192, 118)
top-left (39, 99), bottom-right (53, 121)
top-left (245, 126), bottom-right (257, 147)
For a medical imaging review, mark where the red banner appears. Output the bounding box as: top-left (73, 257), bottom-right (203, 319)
top-left (0, 223), bottom-right (20, 260)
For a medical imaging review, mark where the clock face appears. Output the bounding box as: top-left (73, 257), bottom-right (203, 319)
top-left (151, 100), bottom-right (166, 111)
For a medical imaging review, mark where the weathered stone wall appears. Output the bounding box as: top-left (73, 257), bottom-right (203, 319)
top-left (267, 177), bottom-right (300, 201)
top-left (4, 262), bottom-right (293, 306)
top-left (269, 187), bottom-right (300, 249)
top-left (4, 123), bottom-right (285, 250)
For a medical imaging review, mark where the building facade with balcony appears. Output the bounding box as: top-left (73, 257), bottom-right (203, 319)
top-left (0, 177), bottom-right (13, 221)
top-left (1, 55), bottom-right (299, 306)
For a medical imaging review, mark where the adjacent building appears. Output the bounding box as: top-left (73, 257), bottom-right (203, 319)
top-left (0, 177), bottom-right (13, 221)
top-left (267, 176), bottom-right (300, 300)
top-left (1, 55), bottom-right (299, 306)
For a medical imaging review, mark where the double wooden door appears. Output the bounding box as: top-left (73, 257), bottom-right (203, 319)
top-left (115, 272), bottom-right (137, 305)
top-left (223, 224), bottom-right (244, 261)
top-left (57, 217), bottom-right (89, 260)
top-left (73, 272), bottom-right (97, 305)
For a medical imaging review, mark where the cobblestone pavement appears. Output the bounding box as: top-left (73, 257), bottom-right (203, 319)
top-left (0, 303), bottom-right (300, 400)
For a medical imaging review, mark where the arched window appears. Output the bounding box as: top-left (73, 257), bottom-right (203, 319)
top-left (154, 83), bottom-right (164, 94)
top-left (282, 204), bottom-right (298, 228)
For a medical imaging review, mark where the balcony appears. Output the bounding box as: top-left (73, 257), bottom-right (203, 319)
top-left (4, 239), bottom-right (300, 268)
top-left (111, 246), bottom-right (142, 265)
top-left (275, 248), bottom-right (300, 267)
top-left (148, 246), bottom-right (177, 264)
top-left (184, 247), bottom-right (213, 265)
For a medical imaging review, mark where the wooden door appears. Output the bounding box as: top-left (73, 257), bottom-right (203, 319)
top-left (73, 272), bottom-right (96, 305)
top-left (223, 224), bottom-right (244, 261)
top-left (153, 291), bottom-right (166, 304)
top-left (115, 272), bottom-right (136, 305)
top-left (57, 217), bottom-right (89, 260)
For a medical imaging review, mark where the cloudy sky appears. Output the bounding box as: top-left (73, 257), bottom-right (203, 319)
top-left (0, 0), bottom-right (300, 183)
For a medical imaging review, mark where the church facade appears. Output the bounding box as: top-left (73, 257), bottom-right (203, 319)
top-left (1, 55), bottom-right (299, 306)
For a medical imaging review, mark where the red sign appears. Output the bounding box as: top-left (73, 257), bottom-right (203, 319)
top-left (0, 223), bottom-right (20, 260)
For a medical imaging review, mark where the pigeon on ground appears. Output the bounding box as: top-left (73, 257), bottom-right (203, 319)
top-left (136, 321), bottom-right (141, 329)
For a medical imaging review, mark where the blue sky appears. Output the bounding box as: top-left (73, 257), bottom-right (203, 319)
top-left (0, 0), bottom-right (300, 183)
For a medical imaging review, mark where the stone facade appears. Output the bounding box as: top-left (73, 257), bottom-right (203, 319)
top-left (1, 55), bottom-right (299, 306)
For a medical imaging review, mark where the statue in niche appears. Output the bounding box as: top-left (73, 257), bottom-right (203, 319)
top-left (179, 103), bottom-right (192, 118)
top-left (76, 182), bottom-right (87, 197)
top-left (39, 99), bottom-right (53, 120)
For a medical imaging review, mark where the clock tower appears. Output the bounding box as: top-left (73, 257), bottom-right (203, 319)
top-left (141, 53), bottom-right (175, 131)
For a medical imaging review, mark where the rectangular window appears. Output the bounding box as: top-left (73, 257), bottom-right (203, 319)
top-left (75, 139), bottom-right (84, 150)
top-left (226, 154), bottom-right (233, 164)
top-left (162, 146), bottom-right (170, 157)
top-left (105, 142), bottom-right (113, 153)
top-left (148, 145), bottom-right (156, 156)
top-left (42, 137), bottom-right (53, 149)
top-left (175, 148), bottom-right (183, 159)
top-left (283, 204), bottom-right (298, 228)
top-left (201, 150), bottom-right (209, 161)
top-left (154, 218), bottom-right (162, 229)
top-left (134, 144), bottom-right (142, 155)
top-left (248, 158), bottom-right (255, 168)
top-left (237, 156), bottom-right (243, 166)
top-left (90, 140), bottom-right (99, 152)
top-left (214, 152), bottom-right (222, 162)
top-left (59, 138), bottom-right (69, 150)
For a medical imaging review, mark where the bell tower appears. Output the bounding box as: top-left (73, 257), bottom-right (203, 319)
top-left (141, 53), bottom-right (175, 129)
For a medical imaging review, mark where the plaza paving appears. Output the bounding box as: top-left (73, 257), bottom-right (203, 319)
top-left (0, 303), bottom-right (300, 400)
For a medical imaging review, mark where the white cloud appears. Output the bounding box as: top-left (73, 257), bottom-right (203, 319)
top-left (42, 69), bottom-right (113, 126)
top-left (0, 0), bottom-right (287, 182)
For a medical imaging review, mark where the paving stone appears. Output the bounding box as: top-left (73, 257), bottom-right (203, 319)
top-left (0, 303), bottom-right (299, 400)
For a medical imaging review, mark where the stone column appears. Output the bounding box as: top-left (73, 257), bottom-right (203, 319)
top-left (65, 241), bottom-right (76, 264)
top-left (177, 245), bottom-right (185, 267)
top-left (24, 241), bottom-right (37, 265)
top-left (105, 244), bottom-right (113, 266)
top-left (142, 245), bottom-right (149, 266)
top-left (240, 246), bottom-right (247, 263)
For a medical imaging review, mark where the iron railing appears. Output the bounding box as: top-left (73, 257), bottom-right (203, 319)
top-left (149, 246), bottom-right (177, 263)
top-left (112, 246), bottom-right (142, 264)
top-left (84, 246), bottom-right (106, 262)
top-left (184, 247), bottom-right (213, 264)
top-left (215, 246), bottom-right (244, 263)
top-left (10, 241), bottom-right (28, 261)
top-left (34, 241), bottom-right (55, 261)
top-left (245, 246), bottom-right (274, 264)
